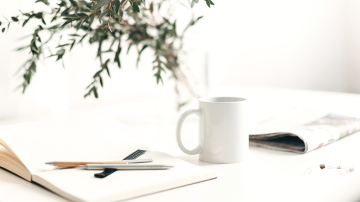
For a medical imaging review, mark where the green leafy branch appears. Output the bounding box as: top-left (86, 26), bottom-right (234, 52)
top-left (2, 0), bottom-right (213, 105)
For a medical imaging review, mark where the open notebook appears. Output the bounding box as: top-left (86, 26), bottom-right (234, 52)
top-left (0, 115), bottom-right (216, 202)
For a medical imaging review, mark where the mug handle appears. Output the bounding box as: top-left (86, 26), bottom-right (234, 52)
top-left (176, 109), bottom-right (203, 155)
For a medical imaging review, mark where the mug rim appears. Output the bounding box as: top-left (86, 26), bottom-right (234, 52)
top-left (198, 97), bottom-right (246, 103)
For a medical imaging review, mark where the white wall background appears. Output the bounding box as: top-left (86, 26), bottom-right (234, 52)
top-left (0, 0), bottom-right (360, 121)
top-left (344, 0), bottom-right (360, 93)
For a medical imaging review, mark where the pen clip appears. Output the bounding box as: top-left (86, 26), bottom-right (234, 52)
top-left (94, 168), bottom-right (117, 178)
top-left (94, 149), bottom-right (147, 178)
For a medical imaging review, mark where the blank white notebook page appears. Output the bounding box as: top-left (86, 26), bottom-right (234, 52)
top-left (33, 152), bottom-right (217, 202)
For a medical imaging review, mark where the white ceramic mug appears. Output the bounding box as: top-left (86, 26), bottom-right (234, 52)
top-left (176, 97), bottom-right (248, 164)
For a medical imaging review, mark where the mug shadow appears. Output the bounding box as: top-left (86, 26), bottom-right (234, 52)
top-left (178, 155), bottom-right (246, 167)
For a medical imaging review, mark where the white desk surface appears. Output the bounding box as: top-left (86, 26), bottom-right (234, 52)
top-left (1, 86), bottom-right (360, 202)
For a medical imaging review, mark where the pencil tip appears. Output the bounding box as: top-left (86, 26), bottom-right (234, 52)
top-left (45, 162), bottom-right (54, 165)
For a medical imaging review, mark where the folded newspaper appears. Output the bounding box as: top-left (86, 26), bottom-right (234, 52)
top-left (250, 108), bottom-right (360, 153)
